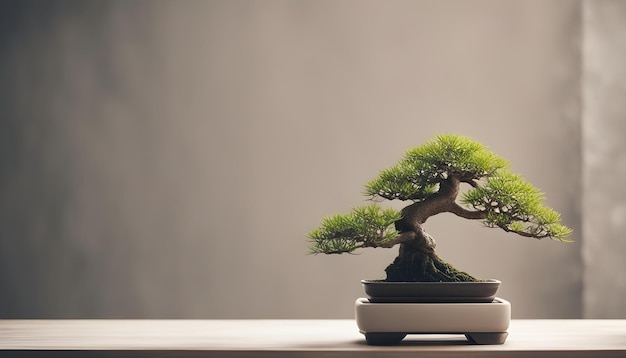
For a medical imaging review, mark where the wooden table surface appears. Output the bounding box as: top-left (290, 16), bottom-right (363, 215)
top-left (0, 319), bottom-right (625, 357)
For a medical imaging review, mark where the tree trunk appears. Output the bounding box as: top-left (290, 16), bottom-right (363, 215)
top-left (383, 176), bottom-right (480, 282)
top-left (384, 229), bottom-right (478, 282)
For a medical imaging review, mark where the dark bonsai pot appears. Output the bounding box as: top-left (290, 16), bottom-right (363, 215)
top-left (361, 279), bottom-right (501, 303)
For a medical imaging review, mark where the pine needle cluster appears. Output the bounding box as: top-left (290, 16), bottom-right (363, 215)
top-left (308, 204), bottom-right (402, 254)
top-left (461, 171), bottom-right (572, 240)
top-left (364, 135), bottom-right (508, 201)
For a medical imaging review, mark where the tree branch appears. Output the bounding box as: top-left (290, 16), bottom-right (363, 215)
top-left (500, 226), bottom-right (550, 239)
top-left (461, 178), bottom-right (479, 188)
top-left (448, 202), bottom-right (488, 220)
top-left (363, 231), bottom-right (417, 248)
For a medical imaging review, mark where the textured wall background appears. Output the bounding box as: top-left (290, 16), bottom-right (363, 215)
top-left (1, 0), bottom-right (585, 318)
top-left (582, 0), bottom-right (626, 318)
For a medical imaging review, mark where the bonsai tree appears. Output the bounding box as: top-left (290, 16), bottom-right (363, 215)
top-left (308, 134), bottom-right (572, 282)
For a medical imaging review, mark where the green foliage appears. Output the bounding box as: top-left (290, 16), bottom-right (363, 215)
top-left (363, 163), bottom-right (438, 201)
top-left (461, 171), bottom-right (573, 240)
top-left (308, 204), bottom-right (402, 254)
top-left (365, 134), bottom-right (509, 201)
top-left (309, 133), bottom-right (572, 260)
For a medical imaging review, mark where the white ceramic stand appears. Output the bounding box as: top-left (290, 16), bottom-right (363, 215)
top-left (355, 297), bottom-right (511, 345)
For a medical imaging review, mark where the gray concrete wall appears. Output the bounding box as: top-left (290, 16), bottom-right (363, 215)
top-left (582, 0), bottom-right (626, 318)
top-left (1, 0), bottom-right (583, 318)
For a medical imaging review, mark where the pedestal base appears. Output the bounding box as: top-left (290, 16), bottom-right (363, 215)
top-left (355, 297), bottom-right (511, 345)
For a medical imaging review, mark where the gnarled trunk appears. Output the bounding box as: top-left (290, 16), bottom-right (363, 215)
top-left (385, 188), bottom-right (479, 282)
top-left (384, 225), bottom-right (478, 282)
top-left (384, 241), bottom-right (478, 282)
